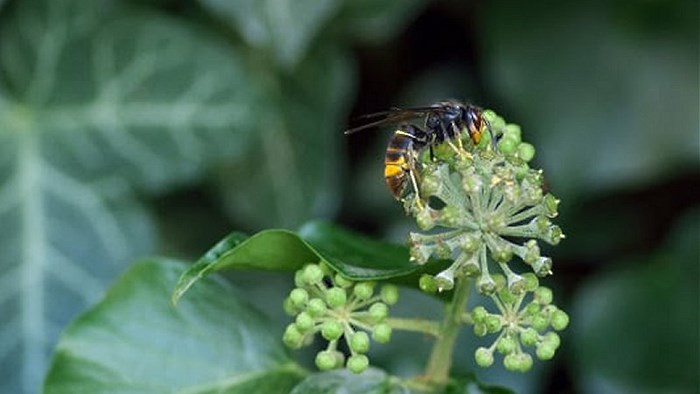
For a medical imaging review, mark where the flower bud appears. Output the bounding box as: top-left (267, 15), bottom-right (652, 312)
top-left (551, 309), bottom-right (570, 331)
top-left (315, 350), bottom-right (337, 371)
top-left (475, 347), bottom-right (494, 367)
top-left (534, 287), bottom-right (553, 305)
top-left (326, 287), bottom-right (347, 308)
top-left (289, 288), bottom-right (309, 308)
top-left (372, 323), bottom-right (392, 343)
top-left (485, 315), bottom-right (503, 333)
top-left (536, 342), bottom-right (556, 360)
top-left (471, 306), bottom-right (488, 323)
top-left (295, 312), bottom-right (314, 333)
top-left (350, 331), bottom-right (370, 354)
top-left (419, 274), bottom-right (438, 293)
top-left (321, 320), bottom-right (343, 341)
top-left (334, 274), bottom-right (354, 288)
top-left (347, 354), bottom-right (369, 374)
top-left (380, 284), bottom-right (399, 305)
top-left (353, 282), bottom-right (375, 301)
top-left (518, 143), bottom-right (535, 162)
top-left (369, 302), bottom-right (389, 322)
top-left (520, 327), bottom-right (539, 347)
top-left (303, 264), bottom-right (324, 285)
top-left (307, 298), bottom-right (326, 317)
top-left (283, 324), bottom-right (304, 349)
top-left (496, 335), bottom-right (517, 354)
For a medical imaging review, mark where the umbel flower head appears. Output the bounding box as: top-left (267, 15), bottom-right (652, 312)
top-left (282, 262), bottom-right (398, 373)
top-left (407, 111), bottom-right (564, 293)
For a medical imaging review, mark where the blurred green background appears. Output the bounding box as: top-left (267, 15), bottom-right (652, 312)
top-left (0, 0), bottom-right (697, 393)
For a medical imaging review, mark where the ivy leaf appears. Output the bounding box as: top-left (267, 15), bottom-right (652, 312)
top-left (0, 0), bottom-right (261, 392)
top-left (172, 221), bottom-right (442, 304)
top-left (44, 259), bottom-right (306, 393)
top-left (335, 0), bottom-right (426, 43)
top-left (198, 0), bottom-right (342, 68)
top-left (445, 374), bottom-right (514, 393)
top-left (216, 45), bottom-right (354, 229)
top-left (481, 1), bottom-right (698, 197)
top-left (570, 210), bottom-right (699, 392)
top-left (290, 368), bottom-right (404, 394)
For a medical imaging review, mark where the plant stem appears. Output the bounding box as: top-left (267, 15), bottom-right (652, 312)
top-left (423, 276), bottom-right (471, 384)
top-left (386, 317), bottom-right (440, 337)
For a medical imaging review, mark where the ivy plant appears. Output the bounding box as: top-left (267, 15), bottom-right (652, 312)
top-left (44, 110), bottom-right (568, 392)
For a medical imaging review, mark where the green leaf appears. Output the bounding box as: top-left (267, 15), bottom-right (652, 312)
top-left (570, 210), bottom-right (699, 392)
top-left (445, 374), bottom-right (514, 394)
top-left (335, 0), bottom-right (426, 43)
top-left (480, 1), bottom-right (698, 197)
top-left (44, 259), bottom-right (306, 393)
top-left (216, 44), bottom-right (354, 229)
top-left (290, 368), bottom-right (404, 394)
top-left (198, 0), bottom-right (342, 68)
top-left (0, 0), bottom-right (262, 392)
top-left (172, 229), bottom-right (319, 304)
top-left (298, 221), bottom-right (420, 280)
top-left (172, 221), bottom-right (440, 304)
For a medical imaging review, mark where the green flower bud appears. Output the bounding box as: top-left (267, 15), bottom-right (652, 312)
top-left (535, 216), bottom-right (551, 232)
top-left (523, 240), bottom-right (541, 265)
top-left (536, 342), bottom-right (556, 360)
top-left (543, 194), bottom-right (560, 218)
top-left (498, 288), bottom-right (518, 305)
top-left (283, 297), bottom-right (299, 316)
top-left (522, 272), bottom-right (539, 291)
top-left (294, 270), bottom-right (305, 287)
top-left (498, 136), bottom-right (519, 155)
top-left (518, 143), bottom-right (535, 162)
top-left (321, 320), bottom-right (343, 341)
top-left (434, 241), bottom-right (453, 259)
top-left (520, 327), bottom-right (539, 347)
top-left (475, 347), bottom-right (494, 367)
top-left (283, 324), bottom-right (304, 349)
top-left (369, 302), bottom-right (389, 322)
top-left (551, 309), bottom-right (570, 331)
top-left (507, 273), bottom-right (527, 295)
top-left (460, 233), bottom-right (481, 254)
top-left (544, 332), bottom-right (561, 349)
top-left (289, 288), bottom-right (309, 308)
top-left (372, 323), bottom-right (392, 343)
top-left (532, 257), bottom-right (553, 277)
top-left (535, 287), bottom-right (553, 305)
top-left (295, 312), bottom-right (314, 333)
top-left (350, 331), bottom-right (370, 354)
top-left (547, 225), bottom-right (564, 245)
top-left (473, 323), bottom-right (488, 337)
top-left (315, 350), bottom-right (337, 371)
top-left (531, 313), bottom-right (550, 332)
top-left (347, 354), bottom-right (369, 374)
top-left (307, 298), bottom-right (327, 317)
top-left (326, 287), bottom-right (348, 309)
top-left (504, 124), bottom-right (522, 144)
top-left (478, 274), bottom-right (497, 294)
top-left (485, 315), bottom-right (503, 333)
top-left (516, 353), bottom-right (533, 372)
top-left (503, 353), bottom-right (519, 371)
top-left (353, 282), bottom-right (375, 301)
top-left (416, 208), bottom-right (436, 231)
top-left (462, 172), bottom-right (483, 194)
top-left (496, 335), bottom-right (517, 354)
top-left (303, 264), bottom-right (324, 285)
top-left (491, 244), bottom-right (513, 263)
top-left (380, 284), bottom-right (399, 305)
top-left (471, 306), bottom-right (488, 323)
top-left (334, 274), bottom-right (354, 288)
top-left (419, 274), bottom-right (438, 293)
top-left (525, 302), bottom-right (541, 316)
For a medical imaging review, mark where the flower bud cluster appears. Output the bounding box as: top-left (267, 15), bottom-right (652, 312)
top-left (406, 110), bottom-right (564, 292)
top-left (282, 262), bottom-right (398, 373)
top-left (471, 273), bottom-right (569, 372)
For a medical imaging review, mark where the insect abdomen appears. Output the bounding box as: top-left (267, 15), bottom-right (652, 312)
top-left (384, 131), bottom-right (415, 199)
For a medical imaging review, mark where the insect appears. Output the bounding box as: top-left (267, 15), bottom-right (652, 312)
top-left (344, 100), bottom-right (488, 201)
